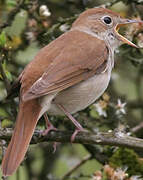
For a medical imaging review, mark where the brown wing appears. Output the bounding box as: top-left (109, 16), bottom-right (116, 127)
top-left (22, 30), bottom-right (108, 101)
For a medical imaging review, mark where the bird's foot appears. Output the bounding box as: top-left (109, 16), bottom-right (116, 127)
top-left (42, 124), bottom-right (58, 152)
top-left (71, 127), bottom-right (87, 142)
top-left (42, 113), bottom-right (57, 136)
top-left (56, 103), bottom-right (88, 142)
top-left (42, 113), bottom-right (58, 152)
top-left (42, 124), bottom-right (57, 136)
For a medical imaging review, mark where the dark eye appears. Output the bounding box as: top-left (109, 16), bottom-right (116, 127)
top-left (103, 16), bottom-right (112, 24)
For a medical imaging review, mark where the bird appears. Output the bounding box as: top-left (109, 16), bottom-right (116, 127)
top-left (1, 7), bottom-right (142, 177)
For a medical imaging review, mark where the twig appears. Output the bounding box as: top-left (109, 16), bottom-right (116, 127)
top-left (1, 128), bottom-right (143, 150)
top-left (131, 122), bottom-right (143, 133)
top-left (61, 154), bottom-right (92, 180)
top-left (84, 144), bottom-right (108, 164)
top-left (0, 0), bottom-right (26, 30)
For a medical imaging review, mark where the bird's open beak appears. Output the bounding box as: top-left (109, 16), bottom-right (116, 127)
top-left (114, 18), bottom-right (143, 48)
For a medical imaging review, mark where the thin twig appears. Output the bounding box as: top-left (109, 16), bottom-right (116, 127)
top-left (1, 128), bottom-right (143, 150)
top-left (61, 154), bottom-right (92, 180)
top-left (0, 0), bottom-right (26, 30)
top-left (131, 122), bottom-right (143, 133)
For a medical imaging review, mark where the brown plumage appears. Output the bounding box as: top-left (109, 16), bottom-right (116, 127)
top-left (22, 30), bottom-right (108, 101)
top-left (2, 7), bottom-right (141, 176)
top-left (2, 19), bottom-right (108, 177)
top-left (2, 100), bottom-right (41, 176)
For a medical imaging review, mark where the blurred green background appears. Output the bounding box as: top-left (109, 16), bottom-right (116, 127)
top-left (0, 0), bottom-right (143, 179)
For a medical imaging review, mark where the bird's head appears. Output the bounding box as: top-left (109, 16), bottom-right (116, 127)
top-left (72, 8), bottom-right (143, 48)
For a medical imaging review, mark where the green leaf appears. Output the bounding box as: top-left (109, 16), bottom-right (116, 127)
top-left (0, 31), bottom-right (6, 47)
top-left (2, 61), bottom-right (13, 82)
top-left (6, 70), bottom-right (13, 81)
top-left (2, 119), bottom-right (13, 128)
top-left (0, 107), bottom-right (8, 118)
top-left (0, 73), bottom-right (3, 80)
top-left (6, 0), bottom-right (17, 7)
top-left (90, 108), bottom-right (99, 119)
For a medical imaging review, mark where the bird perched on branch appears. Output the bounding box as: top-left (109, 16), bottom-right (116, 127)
top-left (1, 7), bottom-right (142, 176)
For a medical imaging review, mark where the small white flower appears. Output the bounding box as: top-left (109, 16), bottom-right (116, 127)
top-left (116, 99), bottom-right (126, 115)
top-left (92, 175), bottom-right (102, 180)
top-left (19, 11), bottom-right (26, 17)
top-left (59, 24), bottom-right (70, 32)
top-left (39, 5), bottom-right (51, 17)
top-left (25, 32), bottom-right (36, 41)
top-left (115, 131), bottom-right (125, 138)
top-left (94, 103), bottom-right (107, 117)
top-left (112, 167), bottom-right (128, 180)
top-left (40, 5), bottom-right (47, 11)
top-left (92, 171), bottom-right (102, 180)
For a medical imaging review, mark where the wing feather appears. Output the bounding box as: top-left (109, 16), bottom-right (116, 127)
top-left (22, 30), bottom-right (108, 101)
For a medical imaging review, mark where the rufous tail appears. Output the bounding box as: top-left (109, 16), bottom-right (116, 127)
top-left (1, 99), bottom-right (41, 176)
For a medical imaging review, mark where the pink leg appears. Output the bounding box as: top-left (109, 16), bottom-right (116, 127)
top-left (42, 113), bottom-right (57, 136)
top-left (43, 113), bottom-right (59, 152)
top-left (57, 104), bottom-right (86, 142)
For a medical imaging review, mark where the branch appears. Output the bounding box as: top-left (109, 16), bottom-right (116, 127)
top-left (131, 122), bottom-right (143, 133)
top-left (0, 0), bottom-right (26, 30)
top-left (61, 154), bottom-right (92, 180)
top-left (1, 128), bottom-right (143, 150)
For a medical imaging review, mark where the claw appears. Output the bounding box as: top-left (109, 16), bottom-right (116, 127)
top-left (71, 129), bottom-right (81, 142)
top-left (71, 128), bottom-right (87, 142)
top-left (42, 125), bottom-right (57, 136)
top-left (42, 113), bottom-right (57, 136)
top-left (53, 142), bottom-right (61, 153)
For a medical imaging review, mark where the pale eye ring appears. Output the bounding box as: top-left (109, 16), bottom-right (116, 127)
top-left (102, 16), bottom-right (112, 25)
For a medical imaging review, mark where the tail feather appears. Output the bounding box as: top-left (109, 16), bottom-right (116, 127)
top-left (1, 100), bottom-right (41, 176)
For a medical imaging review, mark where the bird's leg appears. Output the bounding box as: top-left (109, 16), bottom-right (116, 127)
top-left (56, 103), bottom-right (86, 142)
top-left (43, 113), bottom-right (59, 152)
top-left (42, 113), bottom-right (57, 136)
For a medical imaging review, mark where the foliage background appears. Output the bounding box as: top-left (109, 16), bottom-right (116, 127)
top-left (0, 0), bottom-right (143, 179)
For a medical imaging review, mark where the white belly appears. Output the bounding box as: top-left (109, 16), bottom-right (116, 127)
top-left (44, 70), bottom-right (111, 115)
